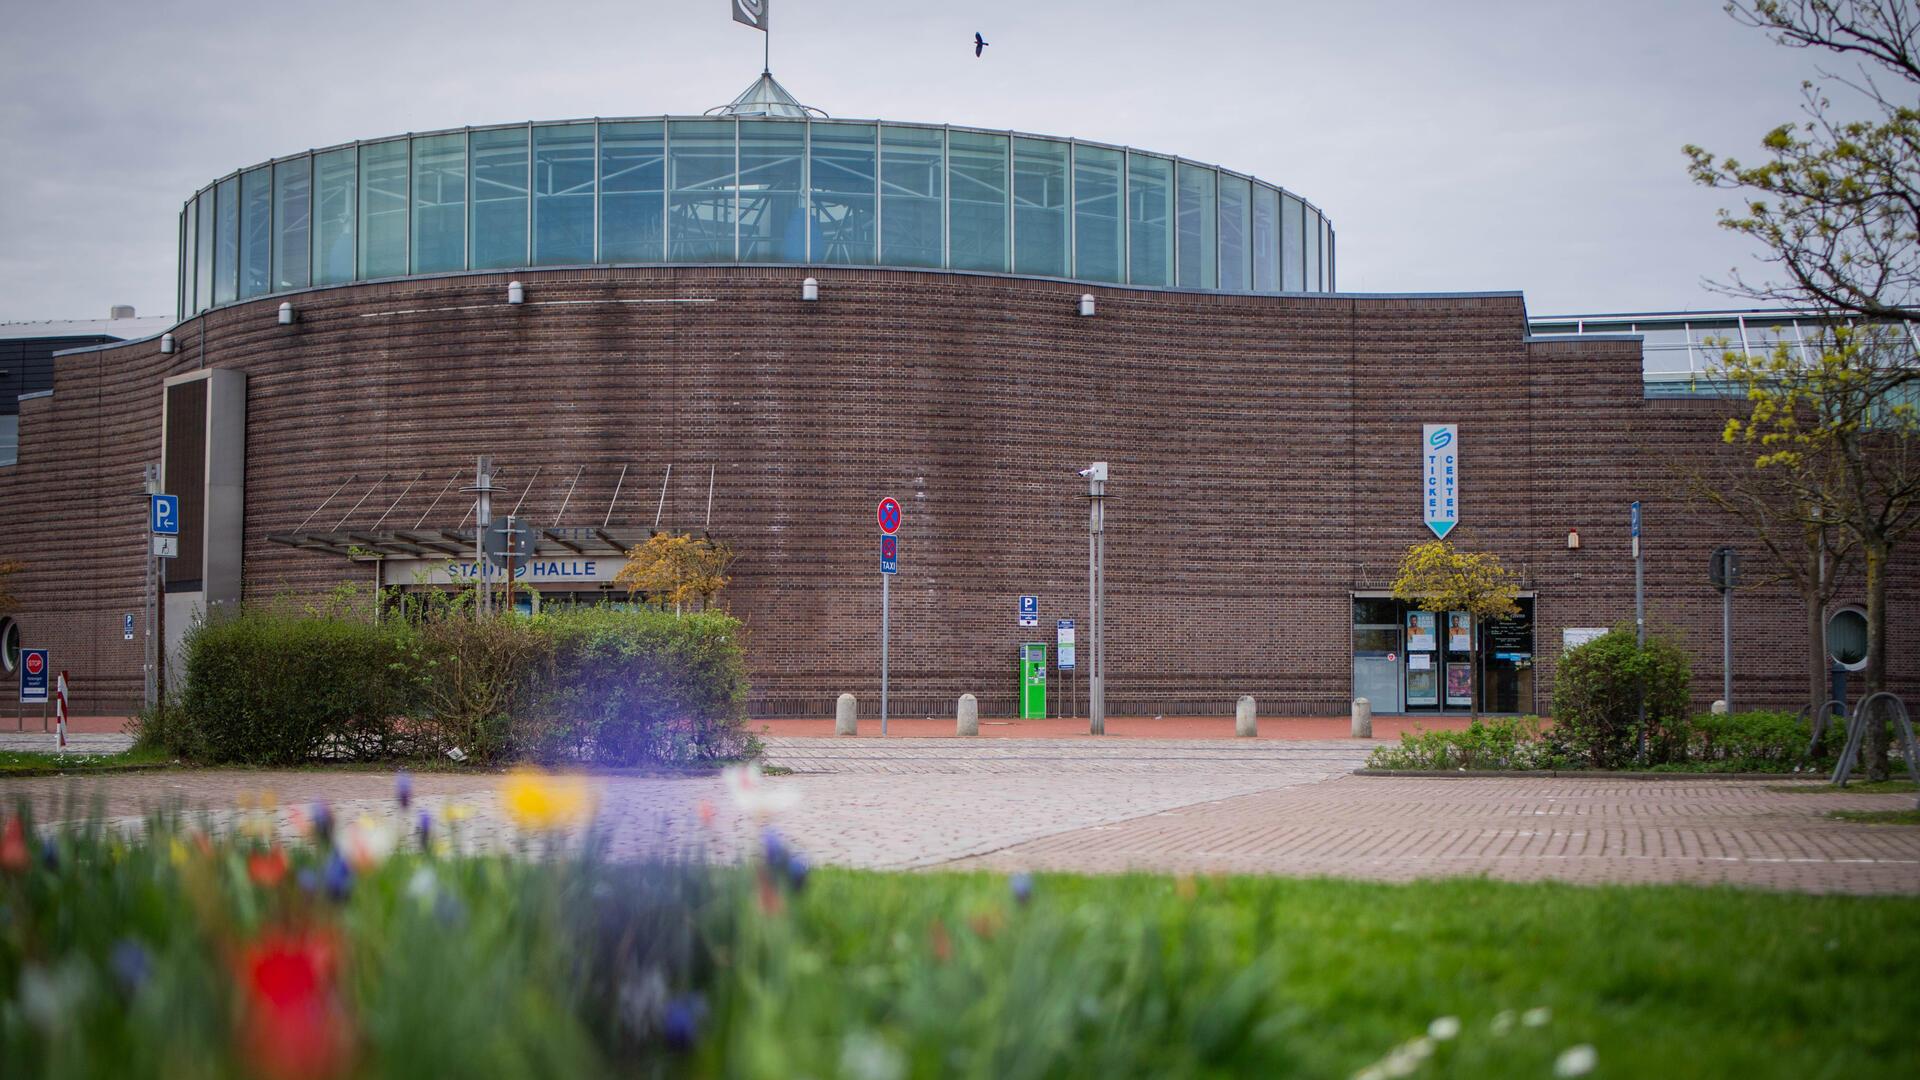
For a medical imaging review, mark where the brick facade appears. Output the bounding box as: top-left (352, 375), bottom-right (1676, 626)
top-left (3, 266), bottom-right (1914, 718)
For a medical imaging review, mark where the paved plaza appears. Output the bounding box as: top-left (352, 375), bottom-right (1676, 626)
top-left (2, 734), bottom-right (1917, 894)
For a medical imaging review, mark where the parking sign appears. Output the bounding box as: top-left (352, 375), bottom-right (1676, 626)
top-left (1018, 595), bottom-right (1039, 627)
top-left (151, 493), bottom-right (180, 536)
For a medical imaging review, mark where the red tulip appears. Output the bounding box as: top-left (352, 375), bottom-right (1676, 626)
top-left (236, 927), bottom-right (352, 1080)
top-left (247, 848), bottom-right (289, 888)
top-left (0, 817), bottom-right (27, 874)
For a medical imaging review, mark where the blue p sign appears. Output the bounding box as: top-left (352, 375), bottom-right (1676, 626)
top-left (151, 494), bottom-right (180, 535)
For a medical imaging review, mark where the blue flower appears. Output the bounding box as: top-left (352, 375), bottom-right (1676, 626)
top-left (309, 801), bottom-right (334, 845)
top-left (662, 993), bottom-right (707, 1052)
top-left (40, 838), bottom-right (58, 872)
top-left (761, 827), bottom-right (787, 868)
top-left (296, 867), bottom-right (320, 895)
top-left (395, 770), bottom-right (413, 810)
top-left (322, 851), bottom-right (353, 902)
top-left (1010, 872), bottom-right (1034, 906)
top-left (109, 939), bottom-right (150, 995)
top-left (786, 852), bottom-right (810, 892)
top-left (416, 810), bottom-right (432, 850)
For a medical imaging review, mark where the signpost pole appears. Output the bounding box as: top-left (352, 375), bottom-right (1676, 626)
top-left (880, 571), bottom-right (889, 738)
top-left (1633, 502), bottom-right (1646, 762)
top-left (1723, 585), bottom-right (1733, 713)
top-left (143, 466), bottom-right (157, 712)
top-left (877, 498), bottom-right (900, 738)
top-left (1080, 463), bottom-right (1108, 736)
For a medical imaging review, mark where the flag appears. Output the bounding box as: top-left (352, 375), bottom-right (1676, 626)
top-left (732, 0), bottom-right (768, 31)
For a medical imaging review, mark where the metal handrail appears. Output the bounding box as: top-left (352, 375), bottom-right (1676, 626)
top-left (1830, 692), bottom-right (1920, 808)
top-left (1797, 699), bottom-right (1849, 767)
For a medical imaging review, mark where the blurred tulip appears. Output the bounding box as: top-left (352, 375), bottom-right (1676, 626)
top-left (309, 802), bottom-right (334, 846)
top-left (395, 770), bottom-right (413, 810)
top-left (1, 816), bottom-right (29, 873)
top-left (723, 763), bottom-right (800, 818)
top-left (322, 852), bottom-right (353, 902)
top-left (237, 927), bottom-right (352, 1080)
top-left (248, 848), bottom-right (289, 888)
top-left (1010, 873), bottom-right (1033, 906)
top-left (500, 768), bottom-right (596, 831)
top-left (662, 994), bottom-right (707, 1052)
top-left (339, 817), bottom-right (396, 872)
top-left (109, 939), bottom-right (151, 996)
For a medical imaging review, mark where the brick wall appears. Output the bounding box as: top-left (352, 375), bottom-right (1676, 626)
top-left (2, 266), bottom-right (1913, 718)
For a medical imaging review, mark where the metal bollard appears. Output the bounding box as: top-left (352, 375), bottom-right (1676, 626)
top-left (957, 693), bottom-right (979, 736)
top-left (835, 693), bottom-right (858, 736)
top-left (1351, 697), bottom-right (1373, 739)
top-left (1710, 699), bottom-right (1729, 715)
top-left (1235, 695), bottom-right (1257, 737)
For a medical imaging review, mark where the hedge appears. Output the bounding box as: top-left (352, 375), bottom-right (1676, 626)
top-left (153, 606), bottom-right (754, 767)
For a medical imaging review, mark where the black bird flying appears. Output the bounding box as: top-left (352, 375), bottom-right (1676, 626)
top-left (974, 32), bottom-right (988, 57)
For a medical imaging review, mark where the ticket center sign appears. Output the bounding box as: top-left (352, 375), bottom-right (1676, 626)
top-left (1423, 423), bottom-right (1459, 538)
top-left (20, 649), bottom-right (49, 704)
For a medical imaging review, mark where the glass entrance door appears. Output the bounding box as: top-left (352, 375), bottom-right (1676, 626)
top-left (1351, 598), bottom-right (1404, 714)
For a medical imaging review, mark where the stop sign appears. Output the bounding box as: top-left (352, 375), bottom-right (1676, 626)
top-left (24, 652), bottom-right (43, 676)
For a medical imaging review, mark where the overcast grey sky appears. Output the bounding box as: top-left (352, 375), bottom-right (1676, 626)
top-left (0, 0), bottom-right (1844, 322)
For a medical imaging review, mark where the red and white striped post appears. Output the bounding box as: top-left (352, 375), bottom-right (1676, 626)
top-left (54, 671), bottom-right (68, 752)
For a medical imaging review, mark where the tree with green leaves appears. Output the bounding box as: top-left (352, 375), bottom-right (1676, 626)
top-left (615, 533), bottom-right (735, 615)
top-left (1391, 537), bottom-right (1521, 720)
top-left (1687, 1), bottom-right (1920, 777)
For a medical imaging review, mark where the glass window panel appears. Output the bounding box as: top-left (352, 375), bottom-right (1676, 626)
top-left (879, 125), bottom-right (943, 268)
top-left (1072, 144), bottom-right (1123, 283)
top-left (214, 176), bottom-right (239, 305)
top-left (948, 130), bottom-right (1008, 272)
top-left (470, 127), bottom-right (529, 269)
top-left (194, 189), bottom-right (214, 310)
top-left (533, 124), bottom-right (595, 265)
top-left (1304, 206), bottom-right (1322, 292)
top-left (1280, 192), bottom-right (1304, 291)
top-left (1012, 137), bottom-right (1068, 278)
top-left (1326, 223), bottom-right (1335, 290)
top-left (1175, 164), bottom-right (1217, 290)
top-left (809, 122), bottom-right (875, 265)
top-left (273, 158), bottom-right (311, 291)
top-left (312, 148), bottom-right (356, 286)
top-left (1251, 184), bottom-right (1279, 292)
top-left (1127, 154), bottom-right (1173, 287)
top-left (358, 140), bottom-right (408, 279)
top-left (669, 120), bottom-right (737, 262)
top-left (598, 121), bottom-right (662, 263)
top-left (1218, 173), bottom-right (1250, 291)
top-left (179, 204), bottom-right (193, 318)
top-left (410, 133), bottom-right (466, 274)
top-left (738, 120), bottom-right (805, 262)
top-left (239, 167), bottom-right (272, 299)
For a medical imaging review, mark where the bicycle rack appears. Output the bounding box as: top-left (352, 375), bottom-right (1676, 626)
top-left (1830, 692), bottom-right (1920, 808)
top-left (1797, 699), bottom-right (1850, 770)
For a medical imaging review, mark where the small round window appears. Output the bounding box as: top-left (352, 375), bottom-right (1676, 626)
top-left (1827, 607), bottom-right (1868, 671)
top-left (0, 618), bottom-right (17, 674)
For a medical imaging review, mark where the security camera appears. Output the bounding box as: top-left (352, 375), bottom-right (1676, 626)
top-left (1078, 462), bottom-right (1109, 481)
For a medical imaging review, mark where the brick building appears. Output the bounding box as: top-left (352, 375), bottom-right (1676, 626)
top-left (2, 82), bottom-right (1912, 719)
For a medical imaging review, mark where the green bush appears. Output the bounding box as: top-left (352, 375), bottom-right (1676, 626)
top-left (1550, 628), bottom-right (1691, 769)
top-left (1365, 716), bottom-right (1561, 771)
top-left (1679, 709), bottom-right (1836, 771)
top-left (531, 608), bottom-right (753, 765)
top-left (175, 610), bottom-right (419, 765)
top-left (171, 604), bottom-right (753, 767)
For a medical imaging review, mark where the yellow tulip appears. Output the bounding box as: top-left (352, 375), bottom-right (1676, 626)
top-left (499, 768), bottom-right (596, 831)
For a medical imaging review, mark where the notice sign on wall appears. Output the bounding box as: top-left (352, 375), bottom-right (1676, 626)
top-left (1423, 423), bottom-right (1459, 538)
top-left (1056, 619), bottom-right (1076, 670)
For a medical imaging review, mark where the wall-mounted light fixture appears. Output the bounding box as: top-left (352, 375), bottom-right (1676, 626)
top-left (159, 333), bottom-right (175, 355)
top-left (802, 277), bottom-right (819, 302)
top-left (1078, 293), bottom-right (1096, 317)
top-left (507, 280), bottom-right (525, 305)
top-left (1567, 528), bottom-right (1582, 550)
top-left (277, 301), bottom-right (295, 326)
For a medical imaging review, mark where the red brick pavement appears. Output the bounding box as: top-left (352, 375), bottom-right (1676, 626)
top-left (754, 715), bottom-right (1477, 740)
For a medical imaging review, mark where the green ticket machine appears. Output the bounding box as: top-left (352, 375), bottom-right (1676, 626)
top-left (1019, 642), bottom-right (1048, 720)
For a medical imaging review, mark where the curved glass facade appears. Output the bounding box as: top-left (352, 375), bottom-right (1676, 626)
top-left (177, 117), bottom-right (1336, 320)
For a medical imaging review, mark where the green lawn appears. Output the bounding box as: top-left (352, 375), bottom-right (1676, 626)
top-left (1828, 809), bottom-right (1920, 825)
top-left (4, 808), bottom-right (1916, 1078)
top-left (1768, 779), bottom-right (1919, 795)
top-left (0, 744), bottom-right (171, 775)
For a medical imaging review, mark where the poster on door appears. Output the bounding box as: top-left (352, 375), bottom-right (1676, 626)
top-left (1407, 666), bottom-right (1438, 707)
top-left (1447, 611), bottom-right (1471, 652)
top-left (1407, 611), bottom-right (1437, 652)
top-left (1445, 663), bottom-right (1473, 706)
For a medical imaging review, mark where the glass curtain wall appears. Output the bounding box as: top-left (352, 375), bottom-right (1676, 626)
top-left (1217, 174), bottom-right (1250, 292)
top-left (1012, 137), bottom-right (1068, 278)
top-left (808, 123), bottom-right (875, 264)
top-left (948, 130), bottom-right (1008, 272)
top-left (738, 120), bottom-right (805, 262)
top-left (1280, 193), bottom-right (1304, 292)
top-left (669, 120), bottom-right (737, 262)
top-left (1175, 163), bottom-right (1216, 290)
top-left (880, 126), bottom-right (943, 268)
top-left (214, 177), bottom-right (240, 305)
top-left (533, 125), bottom-right (595, 265)
top-left (179, 120), bottom-right (1333, 308)
top-left (1250, 184), bottom-right (1278, 293)
top-left (239, 167), bottom-right (272, 299)
top-left (313, 148), bottom-right (356, 286)
top-left (1127, 154), bottom-right (1173, 287)
top-left (411, 133), bottom-right (467, 274)
top-left (1073, 145), bottom-right (1124, 284)
top-left (599, 122), bottom-right (663, 263)
top-left (358, 141), bottom-right (408, 279)
top-left (470, 128), bottom-right (529, 269)
top-left (272, 159), bottom-right (310, 291)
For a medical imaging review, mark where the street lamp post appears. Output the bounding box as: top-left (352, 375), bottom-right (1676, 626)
top-left (1080, 462), bottom-right (1109, 735)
